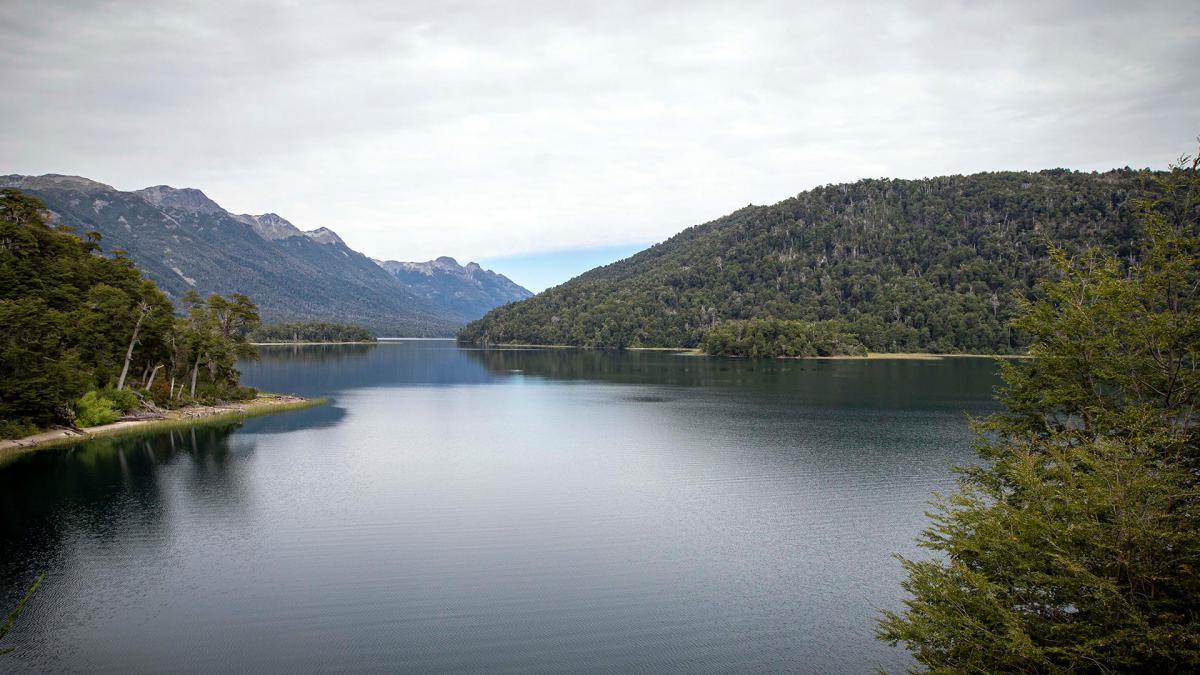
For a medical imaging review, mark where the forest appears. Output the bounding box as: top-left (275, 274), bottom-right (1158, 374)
top-left (0, 189), bottom-right (260, 439)
top-left (699, 318), bottom-right (866, 357)
top-left (460, 169), bottom-right (1149, 353)
top-left (249, 322), bottom-right (376, 343)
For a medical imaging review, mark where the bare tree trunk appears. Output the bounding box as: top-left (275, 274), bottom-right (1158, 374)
top-left (117, 302), bottom-right (151, 391)
top-left (190, 353), bottom-right (202, 398)
top-left (145, 364), bottom-right (163, 390)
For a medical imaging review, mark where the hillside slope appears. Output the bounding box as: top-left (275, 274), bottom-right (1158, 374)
top-left (1, 175), bottom-right (524, 335)
top-left (460, 169), bottom-right (1147, 352)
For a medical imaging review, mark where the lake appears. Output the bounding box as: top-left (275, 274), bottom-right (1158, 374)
top-left (0, 340), bottom-right (1001, 673)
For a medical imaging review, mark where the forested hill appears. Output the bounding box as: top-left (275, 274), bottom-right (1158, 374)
top-left (460, 169), bottom-right (1149, 352)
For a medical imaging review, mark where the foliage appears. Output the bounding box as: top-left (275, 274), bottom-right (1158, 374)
top-left (0, 573), bottom-right (43, 656)
top-left (73, 391), bottom-right (121, 427)
top-left (462, 169), bottom-right (1150, 352)
top-left (0, 419), bottom-right (37, 441)
top-left (700, 318), bottom-right (866, 357)
top-left (249, 321), bottom-right (376, 343)
top-left (72, 388), bottom-right (140, 427)
top-left (876, 153), bottom-right (1200, 671)
top-left (0, 189), bottom-right (261, 431)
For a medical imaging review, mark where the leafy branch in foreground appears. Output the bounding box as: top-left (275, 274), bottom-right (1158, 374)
top-left (0, 574), bottom-right (44, 656)
top-left (877, 149), bottom-right (1200, 671)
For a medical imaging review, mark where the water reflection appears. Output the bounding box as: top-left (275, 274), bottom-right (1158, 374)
top-left (1, 342), bottom-right (1003, 673)
top-left (244, 341), bottom-right (493, 395)
top-left (465, 346), bottom-right (1001, 411)
top-left (0, 424), bottom-right (250, 632)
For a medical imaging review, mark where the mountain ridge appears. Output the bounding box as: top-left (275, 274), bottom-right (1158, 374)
top-left (374, 255), bottom-right (533, 320)
top-left (1, 174), bottom-right (530, 335)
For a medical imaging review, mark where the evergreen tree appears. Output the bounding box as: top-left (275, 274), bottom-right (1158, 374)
top-left (0, 189), bottom-right (261, 436)
top-left (877, 153), bottom-right (1200, 671)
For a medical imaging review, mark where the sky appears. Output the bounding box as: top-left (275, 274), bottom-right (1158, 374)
top-left (2, 0), bottom-right (1198, 290)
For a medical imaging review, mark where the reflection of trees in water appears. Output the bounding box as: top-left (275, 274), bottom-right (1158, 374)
top-left (462, 347), bottom-right (810, 387)
top-left (253, 343), bottom-right (375, 365)
top-left (462, 347), bottom-right (1001, 408)
top-left (241, 343), bottom-right (495, 395)
top-left (0, 423), bottom-right (253, 610)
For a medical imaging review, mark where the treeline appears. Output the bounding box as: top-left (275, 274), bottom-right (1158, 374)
top-left (249, 322), bottom-right (375, 343)
top-left (699, 318), bottom-right (866, 357)
top-left (0, 189), bottom-right (259, 438)
top-left (461, 169), bottom-right (1149, 352)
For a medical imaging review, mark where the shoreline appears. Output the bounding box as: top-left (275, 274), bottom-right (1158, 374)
top-left (251, 341), bottom-right (377, 346)
top-left (0, 393), bottom-right (326, 464)
top-left (468, 343), bottom-right (1029, 360)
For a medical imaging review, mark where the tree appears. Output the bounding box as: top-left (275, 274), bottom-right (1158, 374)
top-left (0, 189), bottom-right (260, 436)
top-left (877, 151), bottom-right (1200, 671)
top-left (116, 300), bottom-right (152, 391)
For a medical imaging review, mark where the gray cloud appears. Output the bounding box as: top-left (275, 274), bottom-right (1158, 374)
top-left (2, 0), bottom-right (1197, 260)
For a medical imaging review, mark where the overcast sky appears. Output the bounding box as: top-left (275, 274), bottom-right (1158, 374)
top-left (2, 0), bottom-right (1198, 272)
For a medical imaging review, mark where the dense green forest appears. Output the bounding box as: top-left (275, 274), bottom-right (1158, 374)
top-left (249, 322), bottom-right (376, 343)
top-left (461, 169), bottom-right (1150, 353)
top-left (699, 318), bottom-right (866, 357)
top-left (0, 189), bottom-right (260, 438)
top-left (878, 154), bottom-right (1200, 669)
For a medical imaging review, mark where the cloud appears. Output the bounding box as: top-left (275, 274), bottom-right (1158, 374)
top-left (1, 0), bottom-right (1197, 261)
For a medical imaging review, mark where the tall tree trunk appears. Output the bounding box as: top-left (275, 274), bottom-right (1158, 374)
top-left (190, 352), bottom-right (202, 398)
top-left (117, 302), bottom-right (150, 391)
top-left (145, 364), bottom-right (163, 390)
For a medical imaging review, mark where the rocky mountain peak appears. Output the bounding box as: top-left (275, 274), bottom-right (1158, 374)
top-left (237, 212), bottom-right (304, 240)
top-left (0, 173), bottom-right (116, 193)
top-left (305, 227), bottom-right (344, 246)
top-left (135, 185), bottom-right (224, 215)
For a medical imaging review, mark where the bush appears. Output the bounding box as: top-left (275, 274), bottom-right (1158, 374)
top-left (0, 418), bottom-right (38, 440)
top-left (99, 387), bottom-right (140, 413)
top-left (73, 390), bottom-right (121, 427)
top-left (192, 383), bottom-right (258, 405)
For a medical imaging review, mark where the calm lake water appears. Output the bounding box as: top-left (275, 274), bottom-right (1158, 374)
top-left (0, 341), bottom-right (1001, 673)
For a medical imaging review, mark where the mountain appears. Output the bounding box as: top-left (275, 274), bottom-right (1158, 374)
top-left (374, 256), bottom-right (532, 321)
top-left (1, 174), bottom-right (528, 335)
top-left (460, 169), bottom-right (1148, 353)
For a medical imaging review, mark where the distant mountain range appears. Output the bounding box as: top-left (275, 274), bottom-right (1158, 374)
top-left (374, 256), bottom-right (532, 322)
top-left (461, 169), bottom-right (1149, 353)
top-left (0, 174), bottom-right (530, 336)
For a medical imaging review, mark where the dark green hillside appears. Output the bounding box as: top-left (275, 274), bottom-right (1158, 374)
top-left (460, 169), bottom-right (1148, 352)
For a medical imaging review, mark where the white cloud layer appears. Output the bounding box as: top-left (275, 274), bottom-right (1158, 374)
top-left (2, 0), bottom-right (1198, 261)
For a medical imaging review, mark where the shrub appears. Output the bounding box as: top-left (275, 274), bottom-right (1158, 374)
top-left (0, 418), bottom-right (38, 440)
top-left (99, 387), bottom-right (140, 413)
top-left (192, 383), bottom-right (258, 405)
top-left (73, 390), bottom-right (121, 427)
